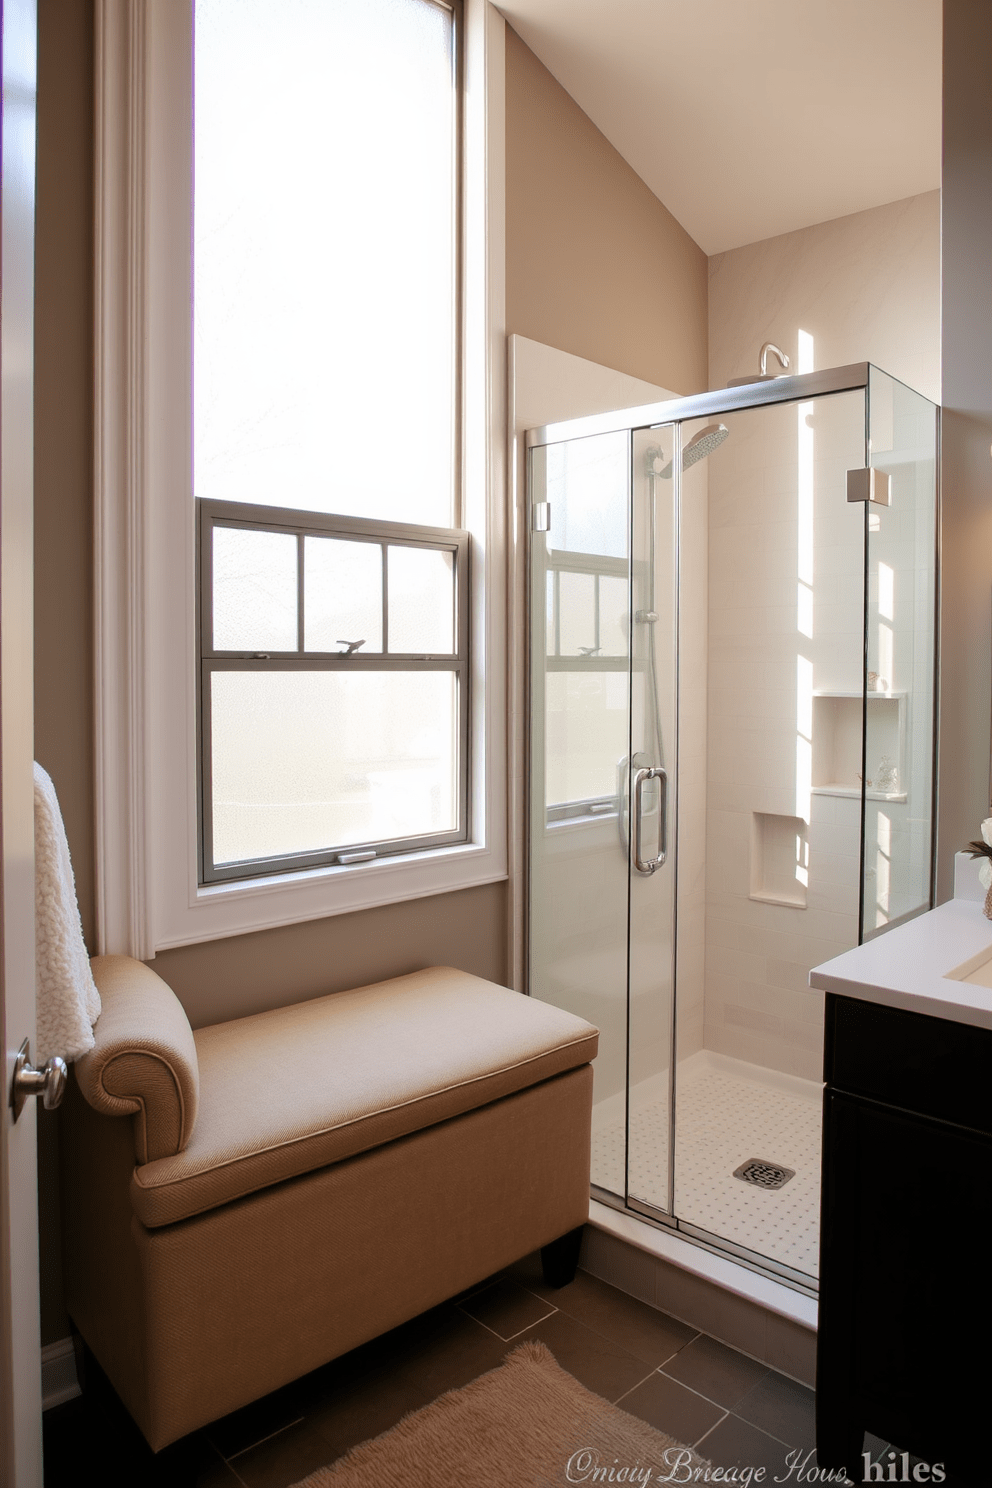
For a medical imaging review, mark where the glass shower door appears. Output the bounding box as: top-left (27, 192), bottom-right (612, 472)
top-left (625, 427), bottom-right (678, 1217)
top-left (528, 422), bottom-right (678, 1211)
top-left (528, 429), bottom-right (635, 1200)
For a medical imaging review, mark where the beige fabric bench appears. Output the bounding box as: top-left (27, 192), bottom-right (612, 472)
top-left (62, 957), bottom-right (598, 1451)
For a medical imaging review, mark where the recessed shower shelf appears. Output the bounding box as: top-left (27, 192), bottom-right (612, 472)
top-left (811, 691), bottom-right (907, 804)
top-left (811, 785), bottom-right (908, 804)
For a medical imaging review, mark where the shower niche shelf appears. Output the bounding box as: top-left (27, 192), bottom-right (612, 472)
top-left (811, 691), bottom-right (907, 804)
top-left (749, 812), bottom-right (808, 909)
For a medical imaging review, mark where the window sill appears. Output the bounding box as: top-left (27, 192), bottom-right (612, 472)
top-left (148, 840), bottom-right (507, 954)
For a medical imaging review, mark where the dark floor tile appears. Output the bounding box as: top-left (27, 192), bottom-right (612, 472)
top-left (206, 1381), bottom-right (306, 1459)
top-left (504, 1248), bottom-right (557, 1300)
top-left (458, 1277), bottom-right (557, 1339)
top-left (449, 1269), bottom-right (507, 1305)
top-left (43, 1392), bottom-right (237, 1488)
top-left (698, 1412), bottom-right (798, 1480)
top-left (306, 1358), bottom-right (433, 1463)
top-left (735, 1367), bottom-right (816, 1447)
top-left (230, 1416), bottom-right (338, 1488)
top-left (377, 1304), bottom-right (511, 1402)
top-left (292, 1301), bottom-right (481, 1412)
top-left (62, 1341), bottom-right (241, 1483)
top-left (514, 1308), bottom-right (657, 1404)
top-left (308, 1307), bottom-right (506, 1459)
top-left (155, 1433), bottom-right (244, 1488)
top-left (536, 1269), bottom-right (698, 1369)
top-left (43, 1397), bottom-right (125, 1488)
top-left (617, 1370), bottom-right (726, 1449)
top-left (662, 1332), bottom-right (769, 1409)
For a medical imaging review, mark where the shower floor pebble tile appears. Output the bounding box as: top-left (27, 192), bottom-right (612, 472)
top-left (591, 1059), bottom-right (822, 1277)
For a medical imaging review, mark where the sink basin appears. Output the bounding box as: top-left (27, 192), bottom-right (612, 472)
top-left (944, 947), bottom-right (992, 989)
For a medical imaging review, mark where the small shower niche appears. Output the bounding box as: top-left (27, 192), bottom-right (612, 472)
top-left (749, 812), bottom-right (808, 909)
top-left (811, 691), bottom-right (907, 803)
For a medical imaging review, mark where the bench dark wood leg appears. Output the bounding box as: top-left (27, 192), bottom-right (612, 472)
top-left (540, 1225), bottom-right (584, 1288)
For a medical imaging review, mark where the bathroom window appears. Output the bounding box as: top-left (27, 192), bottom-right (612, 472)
top-left (94, 0), bottom-right (505, 956)
top-left (199, 502), bottom-right (469, 881)
top-left (193, 0), bottom-right (459, 530)
top-left (193, 0), bottom-right (467, 886)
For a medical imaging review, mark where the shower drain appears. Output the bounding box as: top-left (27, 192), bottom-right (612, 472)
top-left (733, 1158), bottom-right (795, 1191)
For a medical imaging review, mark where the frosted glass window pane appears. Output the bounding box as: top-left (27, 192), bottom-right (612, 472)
top-left (210, 670), bottom-right (457, 864)
top-left (387, 546), bottom-right (454, 654)
top-left (599, 575), bottom-right (628, 657)
top-left (559, 571), bottom-right (596, 656)
top-left (545, 671), bottom-right (627, 807)
top-left (545, 432), bottom-right (629, 559)
top-left (304, 537), bottom-right (382, 654)
top-left (213, 527), bottom-right (298, 651)
top-left (194, 0), bottom-right (454, 524)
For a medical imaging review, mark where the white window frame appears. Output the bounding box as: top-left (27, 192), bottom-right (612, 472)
top-left (94, 0), bottom-right (506, 959)
top-left (198, 501), bottom-right (472, 880)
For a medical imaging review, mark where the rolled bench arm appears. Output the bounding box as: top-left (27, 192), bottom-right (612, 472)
top-left (74, 956), bottom-right (200, 1163)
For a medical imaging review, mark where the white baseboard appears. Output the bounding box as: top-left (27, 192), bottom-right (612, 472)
top-left (42, 1337), bottom-right (81, 1410)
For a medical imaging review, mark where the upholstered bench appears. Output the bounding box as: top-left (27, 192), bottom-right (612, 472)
top-left (61, 957), bottom-right (598, 1451)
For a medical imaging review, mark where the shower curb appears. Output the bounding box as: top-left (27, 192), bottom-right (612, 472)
top-left (581, 1199), bottom-right (817, 1388)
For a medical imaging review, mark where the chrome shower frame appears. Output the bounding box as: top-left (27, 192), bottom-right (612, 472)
top-left (525, 360), bottom-right (877, 451)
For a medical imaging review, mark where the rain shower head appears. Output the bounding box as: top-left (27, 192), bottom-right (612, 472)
top-left (682, 423), bottom-right (730, 469)
top-left (645, 423), bottom-right (729, 479)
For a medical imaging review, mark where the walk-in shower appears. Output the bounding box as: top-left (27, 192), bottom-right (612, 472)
top-left (526, 362), bottom-right (938, 1293)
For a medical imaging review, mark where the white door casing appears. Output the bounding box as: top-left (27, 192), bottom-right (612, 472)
top-left (0, 0), bottom-right (42, 1483)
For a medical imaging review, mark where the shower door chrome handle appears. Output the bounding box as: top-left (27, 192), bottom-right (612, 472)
top-left (632, 766), bottom-right (667, 875)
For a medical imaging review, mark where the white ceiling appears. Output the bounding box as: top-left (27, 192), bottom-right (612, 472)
top-left (497, 0), bottom-right (942, 255)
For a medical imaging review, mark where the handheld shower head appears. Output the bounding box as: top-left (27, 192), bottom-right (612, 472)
top-left (646, 424), bottom-right (730, 479)
top-left (682, 423), bottom-right (730, 470)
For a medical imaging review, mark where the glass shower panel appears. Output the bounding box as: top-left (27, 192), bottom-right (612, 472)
top-left (626, 427), bottom-right (678, 1215)
top-left (528, 431), bottom-right (632, 1199)
top-left (862, 369), bottom-right (938, 937)
top-left (673, 390), bottom-right (866, 1282)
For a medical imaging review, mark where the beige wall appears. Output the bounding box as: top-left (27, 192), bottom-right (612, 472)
top-left (34, 0), bottom-right (95, 1350)
top-left (708, 191), bottom-right (940, 401)
top-left (34, 0), bottom-right (95, 951)
top-left (505, 25), bottom-right (708, 396)
top-left (153, 883), bottom-right (508, 1030)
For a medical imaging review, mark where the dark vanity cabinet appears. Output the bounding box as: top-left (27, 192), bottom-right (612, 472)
top-left (816, 993), bottom-right (992, 1483)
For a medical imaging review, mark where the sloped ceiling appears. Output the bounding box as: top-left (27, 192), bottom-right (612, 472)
top-left (497, 0), bottom-right (942, 254)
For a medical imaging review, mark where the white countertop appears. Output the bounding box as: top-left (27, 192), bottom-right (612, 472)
top-left (809, 853), bottom-right (992, 1030)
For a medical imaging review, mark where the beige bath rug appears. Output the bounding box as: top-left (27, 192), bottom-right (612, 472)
top-left (291, 1339), bottom-right (711, 1487)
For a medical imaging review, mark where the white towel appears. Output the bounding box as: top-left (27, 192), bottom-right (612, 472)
top-left (34, 762), bottom-right (101, 1063)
